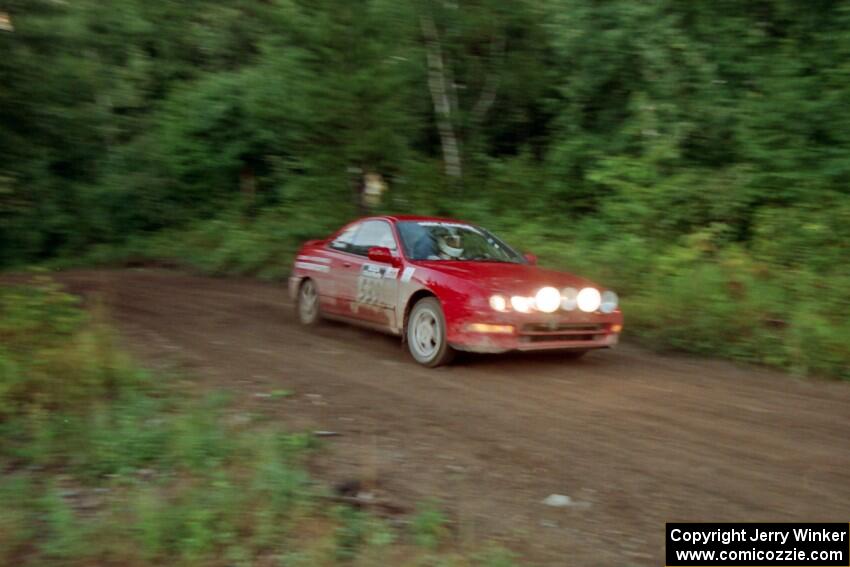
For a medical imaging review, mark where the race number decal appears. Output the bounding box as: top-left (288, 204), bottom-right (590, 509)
top-left (357, 264), bottom-right (388, 305)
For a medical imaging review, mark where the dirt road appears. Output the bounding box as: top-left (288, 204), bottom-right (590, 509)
top-left (56, 269), bottom-right (850, 565)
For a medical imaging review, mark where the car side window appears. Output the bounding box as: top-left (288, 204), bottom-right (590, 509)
top-left (329, 224), bottom-right (360, 252)
top-left (350, 220), bottom-right (397, 256)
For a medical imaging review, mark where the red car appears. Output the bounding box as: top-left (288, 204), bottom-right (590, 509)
top-left (289, 215), bottom-right (623, 367)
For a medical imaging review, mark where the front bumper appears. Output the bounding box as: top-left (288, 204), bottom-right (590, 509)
top-left (448, 313), bottom-right (623, 354)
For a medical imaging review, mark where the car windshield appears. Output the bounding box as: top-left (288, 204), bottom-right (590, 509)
top-left (396, 221), bottom-right (525, 263)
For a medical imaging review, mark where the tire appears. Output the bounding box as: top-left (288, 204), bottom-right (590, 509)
top-left (296, 279), bottom-right (321, 326)
top-left (406, 297), bottom-right (455, 367)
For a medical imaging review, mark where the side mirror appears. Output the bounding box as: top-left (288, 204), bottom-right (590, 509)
top-left (524, 252), bottom-right (538, 265)
top-left (367, 246), bottom-right (399, 266)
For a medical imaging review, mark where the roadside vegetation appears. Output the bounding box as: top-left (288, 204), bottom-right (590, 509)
top-left (0, 277), bottom-right (518, 566)
top-left (2, 0), bottom-right (848, 379)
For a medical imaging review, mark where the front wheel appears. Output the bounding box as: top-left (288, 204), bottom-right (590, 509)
top-left (297, 279), bottom-right (321, 326)
top-left (406, 298), bottom-right (455, 367)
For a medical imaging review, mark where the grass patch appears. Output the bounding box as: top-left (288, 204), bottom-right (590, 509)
top-left (0, 277), bottom-right (519, 566)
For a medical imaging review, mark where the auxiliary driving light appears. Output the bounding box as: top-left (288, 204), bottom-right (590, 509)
top-left (489, 294), bottom-right (508, 312)
top-left (600, 290), bottom-right (619, 313)
top-left (534, 287), bottom-right (561, 313)
top-left (510, 295), bottom-right (533, 313)
top-left (577, 287), bottom-right (601, 312)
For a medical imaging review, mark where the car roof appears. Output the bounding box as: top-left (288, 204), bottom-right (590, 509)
top-left (378, 214), bottom-right (469, 224)
top-left (328, 215), bottom-right (473, 239)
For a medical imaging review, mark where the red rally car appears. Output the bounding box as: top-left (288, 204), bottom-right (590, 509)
top-left (289, 215), bottom-right (623, 367)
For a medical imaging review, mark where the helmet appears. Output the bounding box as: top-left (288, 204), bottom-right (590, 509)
top-left (436, 228), bottom-right (463, 259)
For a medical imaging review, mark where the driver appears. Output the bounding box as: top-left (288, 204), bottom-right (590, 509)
top-left (435, 227), bottom-right (464, 259)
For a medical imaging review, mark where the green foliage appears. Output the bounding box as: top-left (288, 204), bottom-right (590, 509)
top-left (411, 502), bottom-right (450, 550)
top-left (0, 277), bottom-right (139, 420)
top-left (333, 506), bottom-right (371, 561)
top-left (0, 475), bottom-right (35, 560)
top-left (40, 484), bottom-right (87, 560)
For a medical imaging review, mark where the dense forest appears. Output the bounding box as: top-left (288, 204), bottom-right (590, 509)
top-left (1, 0), bottom-right (847, 377)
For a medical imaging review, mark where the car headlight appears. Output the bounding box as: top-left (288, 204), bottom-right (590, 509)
top-left (560, 287), bottom-right (578, 311)
top-left (535, 287), bottom-right (561, 313)
top-left (489, 294), bottom-right (508, 312)
top-left (510, 295), bottom-right (533, 313)
top-left (600, 290), bottom-right (618, 313)
top-left (577, 287), bottom-right (601, 312)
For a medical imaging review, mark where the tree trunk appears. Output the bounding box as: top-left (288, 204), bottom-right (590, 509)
top-left (420, 15), bottom-right (462, 181)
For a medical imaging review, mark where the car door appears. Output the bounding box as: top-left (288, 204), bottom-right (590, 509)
top-left (345, 220), bottom-right (401, 328)
top-left (321, 222), bottom-right (362, 316)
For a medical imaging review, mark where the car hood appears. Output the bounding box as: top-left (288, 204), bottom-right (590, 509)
top-left (414, 260), bottom-right (601, 295)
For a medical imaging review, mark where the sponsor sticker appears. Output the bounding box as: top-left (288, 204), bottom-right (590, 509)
top-left (384, 267), bottom-right (400, 279)
top-left (361, 263), bottom-right (383, 279)
top-left (297, 255), bottom-right (331, 264)
top-left (294, 261), bottom-right (329, 273)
